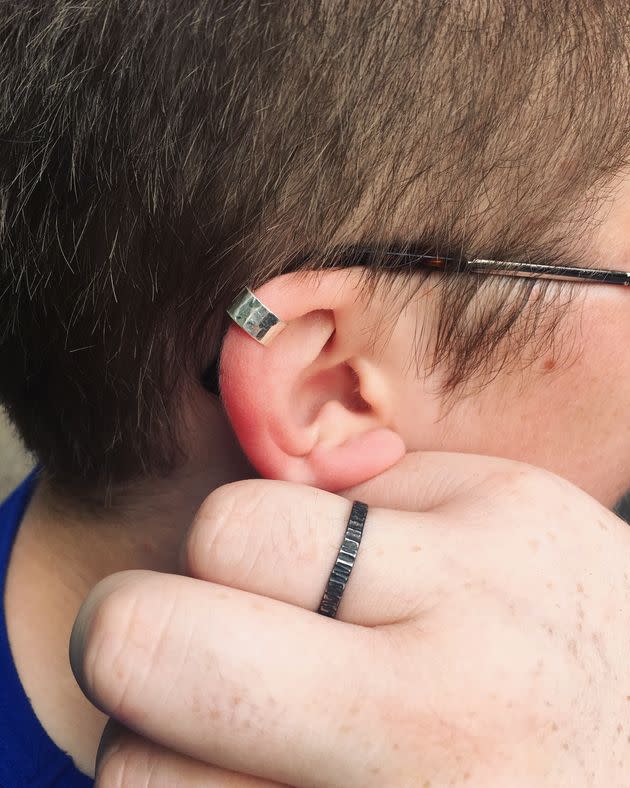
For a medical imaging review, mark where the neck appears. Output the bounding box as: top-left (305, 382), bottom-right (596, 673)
top-left (4, 396), bottom-right (253, 777)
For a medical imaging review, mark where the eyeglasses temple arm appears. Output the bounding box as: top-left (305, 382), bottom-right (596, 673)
top-left (408, 255), bottom-right (630, 286)
top-left (464, 259), bottom-right (630, 286)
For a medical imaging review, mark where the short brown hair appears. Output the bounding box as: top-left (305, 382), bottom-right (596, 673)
top-left (1, 1), bottom-right (628, 500)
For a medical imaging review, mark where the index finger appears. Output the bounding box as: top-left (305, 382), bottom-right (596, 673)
top-left (70, 570), bottom-right (393, 788)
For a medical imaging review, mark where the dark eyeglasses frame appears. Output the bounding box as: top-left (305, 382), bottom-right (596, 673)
top-left (371, 250), bottom-right (630, 287)
top-left (207, 250), bottom-right (629, 396)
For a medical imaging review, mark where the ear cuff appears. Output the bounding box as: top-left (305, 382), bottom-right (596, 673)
top-left (226, 287), bottom-right (287, 346)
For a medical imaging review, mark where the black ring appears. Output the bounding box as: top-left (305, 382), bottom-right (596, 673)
top-left (317, 501), bottom-right (368, 618)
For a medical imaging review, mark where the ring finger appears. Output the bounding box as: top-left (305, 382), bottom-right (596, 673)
top-left (182, 479), bottom-right (452, 625)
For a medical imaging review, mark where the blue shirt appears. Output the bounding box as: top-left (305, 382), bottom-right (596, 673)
top-left (0, 473), bottom-right (93, 787)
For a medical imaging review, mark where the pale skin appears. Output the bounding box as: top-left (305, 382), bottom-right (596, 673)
top-left (76, 458), bottom-right (630, 787)
top-left (5, 174), bottom-right (630, 782)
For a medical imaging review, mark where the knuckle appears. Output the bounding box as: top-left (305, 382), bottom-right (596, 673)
top-left (185, 479), bottom-right (273, 580)
top-left (488, 463), bottom-right (555, 499)
top-left (95, 746), bottom-right (127, 788)
top-left (95, 736), bottom-right (147, 788)
top-left (81, 572), bottom-right (153, 721)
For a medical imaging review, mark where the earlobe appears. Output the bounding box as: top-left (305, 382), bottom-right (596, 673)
top-left (219, 269), bottom-right (406, 491)
top-left (306, 426), bottom-right (406, 490)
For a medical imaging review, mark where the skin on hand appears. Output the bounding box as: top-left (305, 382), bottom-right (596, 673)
top-left (70, 452), bottom-right (630, 787)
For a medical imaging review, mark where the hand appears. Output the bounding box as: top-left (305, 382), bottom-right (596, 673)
top-left (70, 452), bottom-right (630, 787)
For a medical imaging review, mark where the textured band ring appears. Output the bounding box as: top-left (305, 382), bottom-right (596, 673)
top-left (317, 501), bottom-right (368, 618)
top-left (226, 287), bottom-right (287, 346)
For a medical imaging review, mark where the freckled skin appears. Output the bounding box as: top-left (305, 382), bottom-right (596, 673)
top-left (384, 177), bottom-right (630, 508)
top-left (394, 278), bottom-right (630, 508)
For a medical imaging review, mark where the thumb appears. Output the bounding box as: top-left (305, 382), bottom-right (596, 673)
top-left (343, 450), bottom-right (525, 511)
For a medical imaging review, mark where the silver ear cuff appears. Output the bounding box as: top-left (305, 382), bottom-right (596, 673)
top-left (226, 287), bottom-right (287, 346)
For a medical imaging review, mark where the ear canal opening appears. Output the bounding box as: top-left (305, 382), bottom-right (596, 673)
top-left (347, 363), bottom-right (371, 413)
top-left (322, 328), bottom-right (336, 353)
top-left (299, 361), bottom-right (371, 426)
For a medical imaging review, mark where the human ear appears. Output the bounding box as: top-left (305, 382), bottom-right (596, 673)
top-left (219, 268), bottom-right (406, 491)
